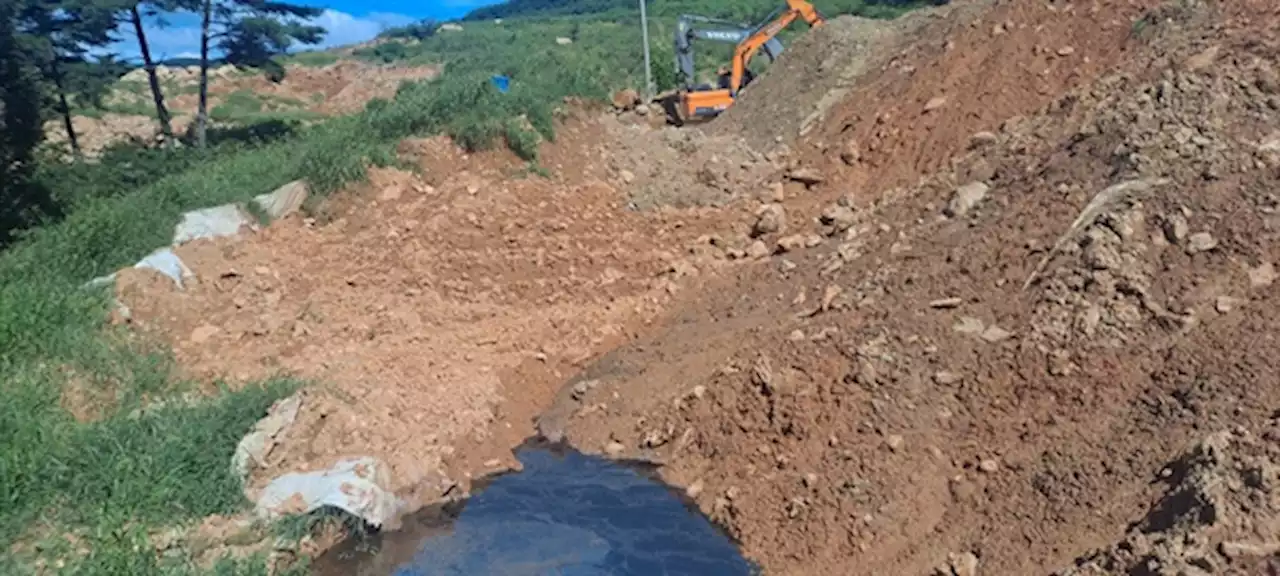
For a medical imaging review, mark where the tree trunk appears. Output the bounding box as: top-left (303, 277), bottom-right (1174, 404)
top-left (196, 0), bottom-right (212, 149)
top-left (130, 6), bottom-right (174, 143)
top-left (48, 56), bottom-right (81, 158)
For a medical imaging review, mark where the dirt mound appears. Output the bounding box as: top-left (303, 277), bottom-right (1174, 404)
top-left (707, 6), bottom-right (956, 155)
top-left (1058, 429), bottom-right (1280, 575)
top-left (543, 1), bottom-right (1280, 574)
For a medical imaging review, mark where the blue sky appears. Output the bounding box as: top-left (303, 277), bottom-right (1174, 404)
top-left (106, 0), bottom-right (504, 61)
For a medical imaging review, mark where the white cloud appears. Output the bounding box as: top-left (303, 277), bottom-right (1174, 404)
top-left (99, 9), bottom-right (416, 62)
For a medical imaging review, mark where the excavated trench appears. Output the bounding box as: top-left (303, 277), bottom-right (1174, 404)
top-left (311, 439), bottom-right (756, 576)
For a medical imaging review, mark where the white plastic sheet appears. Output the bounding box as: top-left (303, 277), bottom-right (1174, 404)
top-left (172, 204), bottom-right (257, 245)
top-left (252, 180), bottom-right (309, 220)
top-left (133, 248), bottom-right (194, 288)
top-left (254, 457), bottom-right (402, 527)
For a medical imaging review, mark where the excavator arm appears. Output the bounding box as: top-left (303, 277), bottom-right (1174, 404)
top-left (671, 0), bottom-right (825, 123)
top-left (674, 14), bottom-right (784, 91)
top-left (729, 0), bottom-right (824, 96)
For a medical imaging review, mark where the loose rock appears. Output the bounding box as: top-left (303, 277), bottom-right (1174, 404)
top-left (1186, 232), bottom-right (1218, 254)
top-left (752, 204), bottom-right (787, 237)
top-left (788, 167), bottom-right (826, 186)
top-left (840, 140), bottom-right (861, 165)
top-left (1249, 262), bottom-right (1277, 288)
top-left (820, 203), bottom-right (858, 233)
top-left (945, 182), bottom-right (991, 217)
top-left (747, 240), bottom-right (771, 259)
top-left (776, 234), bottom-right (807, 253)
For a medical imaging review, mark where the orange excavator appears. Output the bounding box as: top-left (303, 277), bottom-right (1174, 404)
top-left (668, 0), bottom-right (825, 123)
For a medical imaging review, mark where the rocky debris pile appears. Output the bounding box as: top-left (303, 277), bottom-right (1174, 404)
top-left (603, 118), bottom-right (774, 209)
top-left (1018, 45), bottom-right (1280, 347)
top-left (709, 13), bottom-right (914, 154)
top-left (1058, 429), bottom-right (1280, 575)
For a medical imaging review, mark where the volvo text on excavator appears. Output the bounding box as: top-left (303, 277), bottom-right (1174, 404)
top-left (665, 0), bottom-right (825, 124)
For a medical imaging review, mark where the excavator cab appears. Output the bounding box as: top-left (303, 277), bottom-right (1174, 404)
top-left (666, 0), bottom-right (824, 124)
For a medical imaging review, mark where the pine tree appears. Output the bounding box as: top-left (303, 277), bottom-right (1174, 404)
top-left (195, 0), bottom-right (324, 147)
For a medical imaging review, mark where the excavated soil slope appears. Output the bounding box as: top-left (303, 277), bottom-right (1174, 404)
top-left (542, 0), bottom-right (1280, 574)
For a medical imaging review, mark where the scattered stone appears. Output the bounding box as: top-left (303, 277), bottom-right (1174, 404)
top-left (820, 284), bottom-right (843, 311)
top-left (776, 234), bottom-right (807, 253)
top-left (752, 204), bottom-right (787, 237)
top-left (190, 324), bottom-right (220, 344)
top-left (840, 140), bottom-right (861, 165)
top-left (1057, 46), bottom-right (1076, 56)
top-left (924, 96), bottom-right (948, 112)
top-left (1186, 232), bottom-right (1218, 254)
top-left (978, 458), bottom-right (1000, 473)
top-left (788, 167), bottom-right (826, 186)
top-left (820, 203), bottom-right (858, 233)
top-left (1181, 44), bottom-right (1220, 72)
top-left (1163, 214), bottom-right (1189, 243)
top-left (953, 316), bottom-right (985, 335)
top-left (933, 371), bottom-right (962, 386)
top-left (571, 379), bottom-right (598, 401)
top-left (945, 182), bottom-right (991, 217)
top-left (788, 329), bottom-right (806, 341)
top-left (691, 385), bottom-right (706, 399)
top-left (1248, 262), bottom-right (1277, 288)
top-left (686, 479), bottom-right (705, 499)
top-left (612, 88), bottom-right (640, 110)
top-left (803, 473), bottom-right (819, 488)
top-left (969, 131), bottom-right (999, 149)
top-left (378, 185), bottom-right (402, 202)
top-left (747, 240), bottom-right (771, 259)
top-left (980, 325), bottom-right (1013, 343)
top-left (884, 434), bottom-right (905, 452)
top-left (604, 441), bottom-right (625, 457)
top-left (944, 551), bottom-right (980, 576)
top-left (619, 169), bottom-right (636, 184)
top-left (929, 297), bottom-right (963, 309)
top-left (634, 104), bottom-right (650, 116)
top-left (1215, 295), bottom-right (1243, 314)
top-left (804, 234), bottom-right (824, 248)
top-left (758, 182), bottom-right (786, 203)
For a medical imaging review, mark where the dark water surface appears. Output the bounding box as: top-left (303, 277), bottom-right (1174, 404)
top-left (313, 443), bottom-right (756, 576)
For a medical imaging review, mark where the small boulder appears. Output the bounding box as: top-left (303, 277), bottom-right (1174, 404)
top-left (819, 204), bottom-right (857, 233)
top-left (945, 182), bottom-right (991, 217)
top-left (752, 204), bottom-right (787, 237)
top-left (968, 131), bottom-right (999, 149)
top-left (776, 234), bottom-right (806, 253)
top-left (611, 89), bottom-right (640, 111)
top-left (787, 167), bottom-right (825, 186)
top-left (839, 140), bottom-right (861, 165)
top-left (1186, 232), bottom-right (1218, 254)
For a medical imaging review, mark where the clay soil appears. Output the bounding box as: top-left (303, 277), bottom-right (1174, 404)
top-left (107, 0), bottom-right (1280, 574)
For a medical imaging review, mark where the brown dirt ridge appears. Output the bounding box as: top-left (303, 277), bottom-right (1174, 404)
top-left (100, 0), bottom-right (1280, 573)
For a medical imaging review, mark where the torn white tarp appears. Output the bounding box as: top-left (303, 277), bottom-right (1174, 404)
top-left (252, 180), bottom-right (309, 221)
top-left (172, 203), bottom-right (258, 245)
top-left (254, 457), bottom-right (402, 527)
top-left (134, 248), bottom-right (194, 288)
